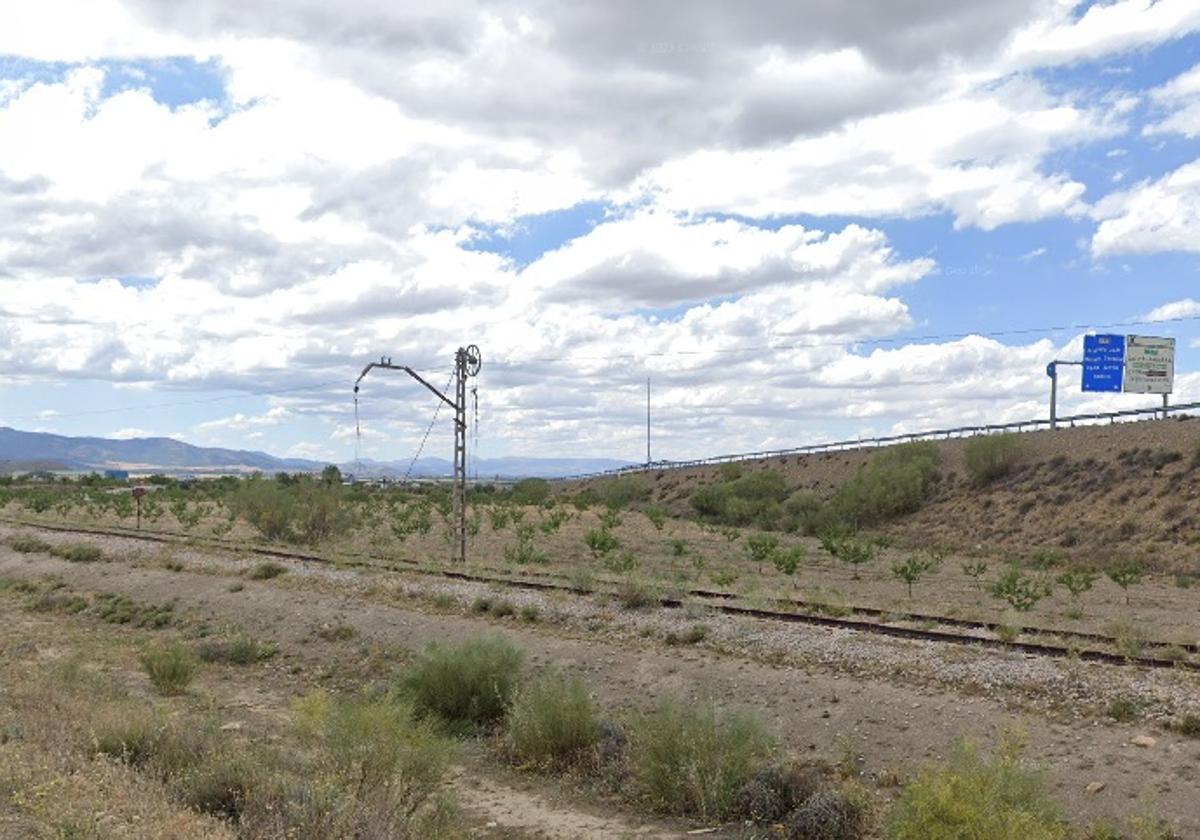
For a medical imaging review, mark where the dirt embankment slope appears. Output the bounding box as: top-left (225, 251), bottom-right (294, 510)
top-left (568, 416), bottom-right (1200, 572)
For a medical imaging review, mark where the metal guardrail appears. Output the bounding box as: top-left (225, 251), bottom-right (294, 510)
top-left (560, 401), bottom-right (1200, 481)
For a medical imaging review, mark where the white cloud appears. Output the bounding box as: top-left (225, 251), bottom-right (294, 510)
top-left (0, 0), bottom-right (1197, 460)
top-left (1005, 0), bottom-right (1200, 69)
top-left (627, 77), bottom-right (1114, 229)
top-left (1145, 299), bottom-right (1200, 321)
top-left (195, 405), bottom-right (290, 433)
top-left (1091, 159), bottom-right (1200, 256)
top-left (109, 427), bottom-right (154, 439)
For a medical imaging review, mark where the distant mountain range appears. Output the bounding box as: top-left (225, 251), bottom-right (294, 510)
top-left (0, 427), bottom-right (631, 479)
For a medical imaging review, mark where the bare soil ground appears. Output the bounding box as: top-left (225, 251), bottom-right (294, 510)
top-left (2, 523), bottom-right (1199, 837)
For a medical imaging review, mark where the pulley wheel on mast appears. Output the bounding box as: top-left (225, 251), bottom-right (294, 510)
top-left (463, 344), bottom-right (482, 377)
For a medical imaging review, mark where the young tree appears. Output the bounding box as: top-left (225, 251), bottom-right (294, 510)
top-left (1055, 568), bottom-right (1098, 604)
top-left (745, 534), bottom-right (779, 572)
top-left (990, 567), bottom-right (1052, 612)
top-left (1106, 558), bottom-right (1144, 606)
top-left (892, 551), bottom-right (942, 599)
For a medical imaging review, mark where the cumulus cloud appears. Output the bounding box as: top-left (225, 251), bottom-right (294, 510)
top-left (1091, 159), bottom-right (1200, 256)
top-left (0, 0), bottom-right (1197, 459)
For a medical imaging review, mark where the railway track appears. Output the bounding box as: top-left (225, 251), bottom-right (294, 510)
top-left (3, 516), bottom-right (1197, 672)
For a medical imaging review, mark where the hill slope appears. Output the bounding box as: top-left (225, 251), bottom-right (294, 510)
top-left (568, 416), bottom-right (1200, 572)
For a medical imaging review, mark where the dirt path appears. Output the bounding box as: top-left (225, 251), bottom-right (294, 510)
top-left (2, 539), bottom-right (1198, 835)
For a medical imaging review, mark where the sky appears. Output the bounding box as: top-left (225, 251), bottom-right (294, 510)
top-left (3, 1), bottom-right (1200, 466)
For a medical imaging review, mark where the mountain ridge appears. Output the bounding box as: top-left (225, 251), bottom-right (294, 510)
top-left (0, 427), bottom-right (631, 479)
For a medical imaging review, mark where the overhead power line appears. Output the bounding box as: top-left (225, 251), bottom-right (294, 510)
top-left (481, 313), bottom-right (1200, 369)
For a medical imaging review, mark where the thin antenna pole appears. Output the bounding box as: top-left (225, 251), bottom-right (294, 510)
top-left (646, 376), bottom-right (651, 466)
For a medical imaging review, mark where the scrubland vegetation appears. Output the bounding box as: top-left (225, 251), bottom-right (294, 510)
top-left (2, 430), bottom-right (1197, 836)
top-left (0, 569), bottom-right (1176, 839)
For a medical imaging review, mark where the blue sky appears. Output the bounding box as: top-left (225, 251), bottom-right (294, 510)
top-left (3, 1), bottom-right (1200, 465)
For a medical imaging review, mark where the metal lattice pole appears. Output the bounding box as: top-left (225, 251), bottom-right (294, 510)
top-left (354, 344), bottom-right (481, 564)
top-left (454, 347), bottom-right (468, 564)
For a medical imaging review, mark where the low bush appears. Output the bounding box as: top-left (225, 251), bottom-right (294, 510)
top-left (689, 470), bottom-right (789, 528)
top-left (964, 434), bottom-right (1023, 485)
top-left (248, 560), bottom-right (287, 580)
top-left (294, 690), bottom-right (456, 802)
top-left (1170, 712), bottom-right (1200, 738)
top-left (787, 789), bottom-right (867, 840)
top-left (507, 671), bottom-right (600, 767)
top-left (176, 749), bottom-right (257, 820)
top-left (195, 634), bottom-right (274, 665)
top-left (595, 475), bottom-right (651, 509)
top-left (56, 543), bottom-right (103, 563)
top-left (991, 567), bottom-right (1052, 612)
top-left (735, 764), bottom-right (820, 824)
top-left (8, 534), bottom-right (52, 554)
top-left (230, 475), bottom-right (351, 545)
top-left (92, 708), bottom-right (164, 768)
top-left (140, 643), bottom-right (198, 695)
top-left (615, 578), bottom-right (657, 609)
top-left (886, 736), bottom-right (1068, 840)
top-left (509, 477), bottom-right (551, 506)
top-left (629, 697), bottom-right (775, 820)
top-left (400, 636), bottom-right (525, 731)
top-left (664, 624), bottom-right (708, 646)
top-left (584, 527), bottom-right (620, 558)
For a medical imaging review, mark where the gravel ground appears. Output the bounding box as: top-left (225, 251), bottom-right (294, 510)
top-left (57, 523), bottom-right (1196, 727)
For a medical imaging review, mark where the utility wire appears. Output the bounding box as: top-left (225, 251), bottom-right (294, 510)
top-left (402, 370), bottom-right (455, 481)
top-left (480, 313), bottom-right (1200, 369)
top-left (11, 312), bottom-right (1200, 422)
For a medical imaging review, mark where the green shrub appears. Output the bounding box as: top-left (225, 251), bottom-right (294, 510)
top-left (964, 434), bottom-right (1023, 485)
top-left (140, 643), bottom-right (198, 695)
top-left (615, 578), bottom-right (657, 609)
top-left (887, 736), bottom-right (1068, 840)
top-left (595, 475), bottom-right (650, 509)
top-left (821, 442), bottom-right (940, 531)
top-left (176, 749), bottom-right (257, 820)
top-left (745, 534), bottom-right (780, 568)
top-left (230, 476), bottom-right (350, 545)
top-left (56, 543), bottom-right (103, 563)
top-left (629, 697), bottom-right (775, 820)
top-left (92, 708), bottom-right (164, 767)
top-left (293, 690), bottom-right (456, 803)
top-left (990, 567), bottom-right (1052, 612)
top-left (400, 636), bottom-right (525, 731)
top-left (504, 524), bottom-right (548, 565)
top-left (781, 491), bottom-right (823, 533)
top-left (584, 527), bottom-right (620, 558)
top-left (507, 671), bottom-right (600, 766)
top-left (509, 477), bottom-right (551, 506)
top-left (664, 624), bottom-right (708, 646)
top-left (248, 560), bottom-right (288, 580)
top-left (1106, 558), bottom-right (1144, 605)
top-left (892, 552), bottom-right (942, 599)
top-left (195, 634), bottom-right (274, 665)
top-left (8, 534), bottom-right (52, 554)
top-left (689, 470), bottom-right (789, 528)
top-left (1170, 712), bottom-right (1200, 738)
top-left (1105, 695), bottom-right (1143, 722)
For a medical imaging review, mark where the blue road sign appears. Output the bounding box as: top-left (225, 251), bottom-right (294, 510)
top-left (1082, 334), bottom-right (1125, 392)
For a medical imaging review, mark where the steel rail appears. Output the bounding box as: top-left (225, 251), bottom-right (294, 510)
top-left (2, 517), bottom-right (1196, 672)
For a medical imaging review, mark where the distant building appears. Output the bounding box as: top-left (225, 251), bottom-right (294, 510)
top-left (103, 469), bottom-right (130, 481)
